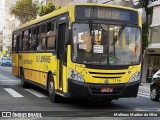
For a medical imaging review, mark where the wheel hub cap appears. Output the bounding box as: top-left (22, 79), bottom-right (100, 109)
top-left (151, 89), bottom-right (156, 99)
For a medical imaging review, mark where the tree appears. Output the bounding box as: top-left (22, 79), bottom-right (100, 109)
top-left (56, 6), bottom-right (61, 10)
top-left (39, 2), bottom-right (56, 16)
top-left (10, 0), bottom-right (38, 24)
top-left (137, 0), bottom-right (158, 50)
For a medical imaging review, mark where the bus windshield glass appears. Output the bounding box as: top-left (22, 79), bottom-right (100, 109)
top-left (72, 23), bottom-right (141, 65)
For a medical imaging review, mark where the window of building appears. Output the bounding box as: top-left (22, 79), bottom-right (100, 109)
top-left (46, 21), bottom-right (57, 50)
top-left (150, 25), bottom-right (160, 44)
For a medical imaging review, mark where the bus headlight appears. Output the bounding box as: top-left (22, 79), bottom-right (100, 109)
top-left (128, 71), bottom-right (141, 83)
top-left (69, 69), bottom-right (84, 82)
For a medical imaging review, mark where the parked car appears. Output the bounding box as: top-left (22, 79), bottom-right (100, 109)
top-left (150, 69), bottom-right (160, 101)
top-left (1, 57), bottom-right (12, 66)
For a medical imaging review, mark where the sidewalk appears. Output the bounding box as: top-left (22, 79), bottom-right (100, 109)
top-left (139, 82), bottom-right (151, 92)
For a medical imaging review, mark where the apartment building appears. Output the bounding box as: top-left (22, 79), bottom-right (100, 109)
top-left (147, 2), bottom-right (160, 73)
top-left (0, 31), bottom-right (2, 52)
top-left (2, 0), bottom-right (19, 54)
top-left (50, 0), bottom-right (72, 7)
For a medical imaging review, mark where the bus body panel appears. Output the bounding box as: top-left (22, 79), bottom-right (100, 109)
top-left (12, 53), bottom-right (19, 76)
top-left (67, 45), bottom-right (141, 84)
top-left (12, 3), bottom-right (142, 101)
top-left (18, 53), bottom-right (57, 87)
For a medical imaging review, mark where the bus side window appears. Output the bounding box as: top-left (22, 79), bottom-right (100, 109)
top-left (30, 28), bottom-right (36, 51)
top-left (28, 29), bottom-right (31, 51)
top-left (12, 34), bottom-right (17, 52)
top-left (19, 32), bottom-right (23, 52)
top-left (46, 21), bottom-right (56, 50)
top-left (22, 30), bottom-right (29, 51)
top-left (37, 24), bottom-right (46, 51)
top-left (36, 26), bottom-right (40, 50)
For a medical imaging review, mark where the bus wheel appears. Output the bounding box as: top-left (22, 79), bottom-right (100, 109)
top-left (21, 70), bottom-right (27, 88)
top-left (48, 74), bottom-right (60, 103)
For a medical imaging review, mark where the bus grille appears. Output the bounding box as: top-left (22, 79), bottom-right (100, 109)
top-left (88, 84), bottom-right (125, 94)
top-left (89, 71), bottom-right (126, 79)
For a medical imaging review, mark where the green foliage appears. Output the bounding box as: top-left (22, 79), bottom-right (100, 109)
top-left (136, 0), bottom-right (155, 51)
top-left (10, 0), bottom-right (38, 24)
top-left (56, 6), bottom-right (61, 10)
top-left (142, 23), bottom-right (149, 50)
top-left (39, 2), bottom-right (56, 16)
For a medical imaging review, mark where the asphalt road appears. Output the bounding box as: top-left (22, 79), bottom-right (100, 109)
top-left (0, 66), bottom-right (160, 120)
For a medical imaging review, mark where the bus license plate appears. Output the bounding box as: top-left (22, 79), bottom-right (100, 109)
top-left (101, 87), bottom-right (113, 93)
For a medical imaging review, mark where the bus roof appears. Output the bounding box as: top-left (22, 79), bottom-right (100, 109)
top-left (13, 3), bottom-right (138, 32)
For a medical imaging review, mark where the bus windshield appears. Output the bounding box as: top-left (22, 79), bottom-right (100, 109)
top-left (72, 23), bottom-right (141, 65)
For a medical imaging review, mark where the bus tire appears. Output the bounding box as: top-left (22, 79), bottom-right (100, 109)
top-left (48, 74), bottom-right (60, 103)
top-left (21, 70), bottom-right (28, 88)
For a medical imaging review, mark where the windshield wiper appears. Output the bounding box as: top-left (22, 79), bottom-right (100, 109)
top-left (111, 22), bottom-right (127, 45)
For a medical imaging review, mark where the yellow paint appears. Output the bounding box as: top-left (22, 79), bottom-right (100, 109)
top-left (139, 14), bottom-right (142, 28)
top-left (14, 3), bottom-right (139, 32)
top-left (68, 45), bottom-right (141, 84)
top-left (12, 53), bottom-right (19, 76)
top-left (12, 4), bottom-right (142, 98)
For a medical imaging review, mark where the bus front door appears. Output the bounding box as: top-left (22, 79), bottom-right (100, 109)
top-left (57, 23), bottom-right (67, 90)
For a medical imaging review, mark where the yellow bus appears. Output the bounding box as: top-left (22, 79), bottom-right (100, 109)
top-left (12, 3), bottom-right (142, 102)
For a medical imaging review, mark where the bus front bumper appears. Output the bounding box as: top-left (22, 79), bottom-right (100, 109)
top-left (68, 79), bottom-right (140, 100)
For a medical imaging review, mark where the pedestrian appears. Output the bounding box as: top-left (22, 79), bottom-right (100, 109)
top-left (148, 64), bottom-right (154, 83)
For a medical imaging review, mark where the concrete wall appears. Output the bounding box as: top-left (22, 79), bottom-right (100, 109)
top-left (0, 0), bottom-right (6, 31)
top-left (152, 5), bottom-right (160, 26)
top-left (2, 0), bottom-right (19, 53)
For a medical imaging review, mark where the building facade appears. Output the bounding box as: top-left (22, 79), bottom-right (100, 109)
top-left (2, 0), bottom-right (19, 55)
top-left (0, 0), bottom-right (6, 31)
top-left (70, 0), bottom-right (135, 7)
top-left (51, 0), bottom-right (72, 7)
top-left (0, 31), bottom-right (2, 52)
top-left (146, 2), bottom-right (160, 82)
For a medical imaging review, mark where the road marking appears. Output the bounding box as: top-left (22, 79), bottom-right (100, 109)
top-left (138, 92), bottom-right (150, 96)
top-left (0, 80), bottom-right (20, 82)
top-left (138, 94), bottom-right (150, 98)
top-left (4, 88), bottom-right (24, 97)
top-left (25, 89), bottom-right (47, 97)
top-left (0, 74), bottom-right (12, 80)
